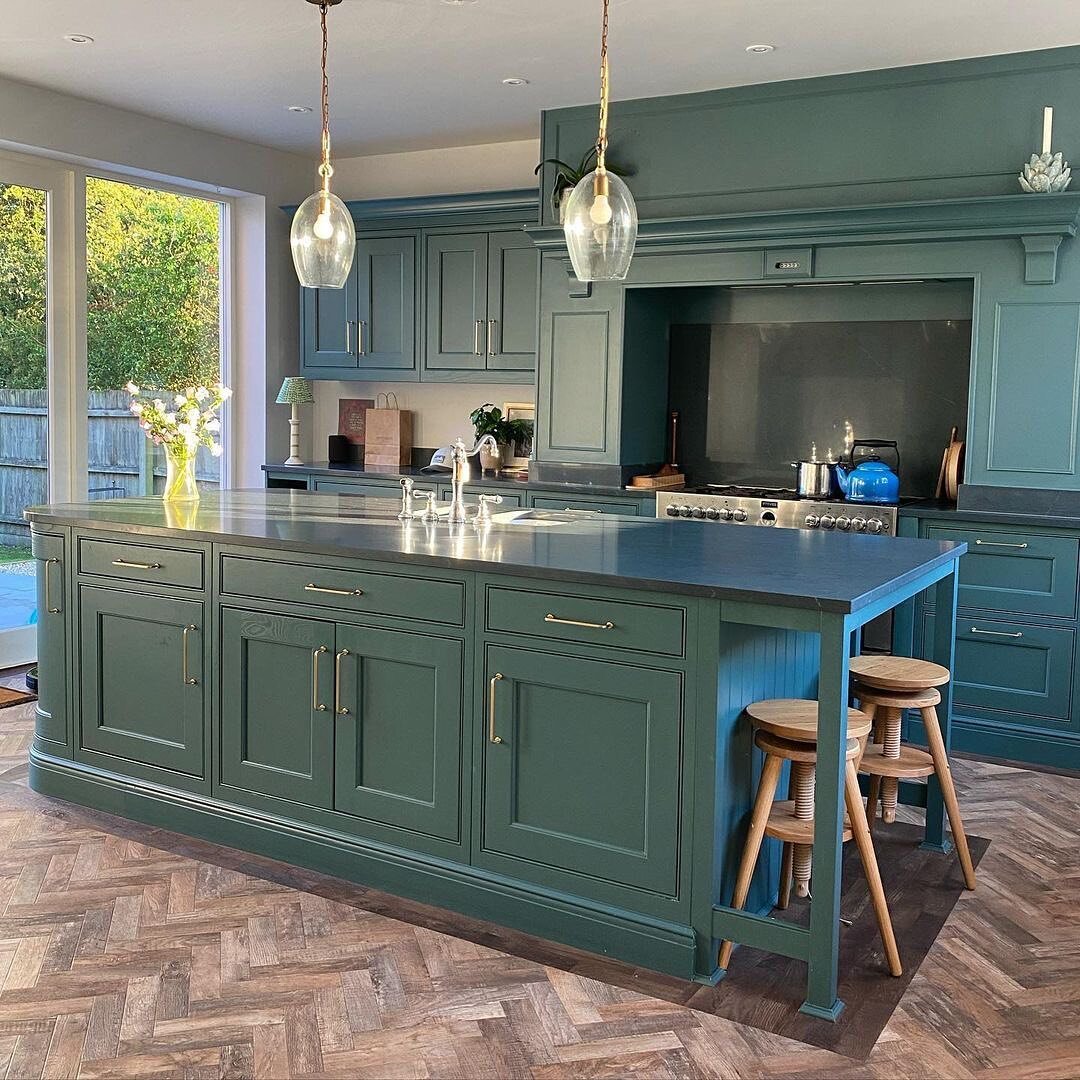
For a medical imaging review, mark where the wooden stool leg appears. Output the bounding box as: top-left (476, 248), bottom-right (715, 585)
top-left (790, 761), bottom-right (815, 898)
top-left (865, 774), bottom-right (881, 835)
top-left (718, 754), bottom-right (784, 970)
top-left (879, 707), bottom-right (903, 823)
top-left (778, 843), bottom-right (793, 910)
top-left (844, 760), bottom-right (903, 977)
top-left (920, 706), bottom-right (976, 890)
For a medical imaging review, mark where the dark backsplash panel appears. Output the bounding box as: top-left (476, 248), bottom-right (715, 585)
top-left (666, 283), bottom-right (973, 497)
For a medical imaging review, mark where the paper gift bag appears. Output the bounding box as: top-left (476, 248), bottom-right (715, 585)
top-left (364, 393), bottom-right (413, 467)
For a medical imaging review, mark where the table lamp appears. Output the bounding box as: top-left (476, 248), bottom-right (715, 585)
top-left (276, 377), bottom-right (315, 465)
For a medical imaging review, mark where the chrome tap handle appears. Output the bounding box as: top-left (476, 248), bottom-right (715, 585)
top-left (420, 491), bottom-right (440, 523)
top-left (475, 493), bottom-right (503, 524)
top-left (398, 477), bottom-right (415, 520)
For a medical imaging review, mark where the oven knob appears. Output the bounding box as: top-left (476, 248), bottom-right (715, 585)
top-left (851, 516), bottom-right (867, 532)
top-left (836, 516), bottom-right (851, 531)
top-left (804, 514), bottom-right (820, 528)
top-left (705, 507), bottom-right (720, 520)
top-left (718, 508), bottom-right (734, 521)
top-left (867, 518), bottom-right (884, 534)
top-left (665, 505), bottom-right (681, 517)
top-left (733, 509), bottom-right (748, 522)
top-left (679, 506), bottom-right (694, 518)
top-left (691, 506), bottom-right (705, 519)
top-left (819, 515), bottom-right (836, 530)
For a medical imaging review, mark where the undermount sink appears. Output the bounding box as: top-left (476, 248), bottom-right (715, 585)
top-left (490, 509), bottom-right (581, 527)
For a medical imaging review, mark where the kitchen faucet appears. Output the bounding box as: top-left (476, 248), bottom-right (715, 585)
top-left (448, 436), bottom-right (498, 523)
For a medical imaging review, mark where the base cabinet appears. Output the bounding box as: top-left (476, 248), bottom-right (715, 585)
top-left (480, 645), bottom-right (683, 896)
top-left (78, 585), bottom-right (206, 777)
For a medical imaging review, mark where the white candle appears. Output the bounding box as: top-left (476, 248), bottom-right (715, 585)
top-left (1043, 106), bottom-right (1054, 156)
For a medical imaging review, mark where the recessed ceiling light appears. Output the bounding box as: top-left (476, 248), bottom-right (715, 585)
top-left (442, 1), bottom-right (478, 6)
top-left (502, 77), bottom-right (529, 87)
top-left (63, 33), bottom-right (95, 45)
top-left (286, 105), bottom-right (313, 114)
top-left (745, 44), bottom-right (775, 54)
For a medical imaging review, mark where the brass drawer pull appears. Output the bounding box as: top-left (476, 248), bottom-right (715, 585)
top-left (305, 583), bottom-right (364, 598)
top-left (112, 558), bottom-right (163, 570)
top-left (182, 624), bottom-right (199, 686)
top-left (345, 319), bottom-right (352, 355)
top-left (544, 613), bottom-right (615, 631)
top-left (488, 672), bottom-right (503, 744)
top-left (563, 507), bottom-right (602, 513)
top-left (358, 320), bottom-right (366, 356)
top-left (974, 540), bottom-right (1029, 550)
top-left (44, 557), bottom-right (62, 614)
top-left (312, 645), bottom-right (329, 712)
top-left (474, 320), bottom-right (484, 356)
top-left (970, 626), bottom-right (1024, 639)
top-left (335, 648), bottom-right (350, 715)
top-left (487, 319), bottom-right (497, 356)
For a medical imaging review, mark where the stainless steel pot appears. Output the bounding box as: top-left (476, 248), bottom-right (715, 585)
top-left (791, 459), bottom-right (835, 499)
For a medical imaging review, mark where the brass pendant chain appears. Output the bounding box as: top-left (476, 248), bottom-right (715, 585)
top-left (595, 0), bottom-right (610, 174)
top-left (318, 0), bottom-right (333, 197)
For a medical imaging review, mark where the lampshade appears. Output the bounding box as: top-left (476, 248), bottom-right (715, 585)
top-left (291, 191), bottom-right (355, 289)
top-left (564, 170), bottom-right (638, 282)
top-left (276, 377), bottom-right (315, 406)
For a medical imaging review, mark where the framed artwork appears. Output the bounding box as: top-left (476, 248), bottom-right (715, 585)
top-left (338, 398), bottom-right (375, 445)
top-left (503, 401), bottom-right (535, 470)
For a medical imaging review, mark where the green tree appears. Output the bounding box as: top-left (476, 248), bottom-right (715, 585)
top-left (0, 178), bottom-right (221, 392)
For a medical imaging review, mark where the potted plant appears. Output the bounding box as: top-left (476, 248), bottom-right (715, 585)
top-left (535, 147), bottom-right (631, 223)
top-left (469, 403), bottom-right (531, 473)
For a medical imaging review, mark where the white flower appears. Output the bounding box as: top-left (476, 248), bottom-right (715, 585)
top-left (194, 387), bottom-right (209, 402)
top-left (125, 381), bottom-right (139, 395)
top-left (210, 442), bottom-right (223, 458)
top-left (174, 393), bottom-right (186, 406)
top-left (217, 385), bottom-right (233, 400)
top-left (153, 399), bottom-right (165, 411)
top-left (186, 387), bottom-right (195, 398)
top-left (205, 417), bottom-right (221, 432)
top-left (186, 406), bottom-right (201, 425)
top-left (164, 412), bottom-right (176, 425)
top-left (130, 402), bottom-right (143, 415)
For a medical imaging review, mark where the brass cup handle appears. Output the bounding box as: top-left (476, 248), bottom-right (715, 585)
top-left (488, 672), bottom-right (504, 744)
top-left (44, 557), bottom-right (61, 614)
top-left (474, 320), bottom-right (484, 356)
top-left (112, 558), bottom-right (163, 570)
top-left (312, 645), bottom-right (329, 711)
top-left (970, 626), bottom-right (1024, 638)
top-left (335, 648), bottom-right (350, 715)
top-left (182, 624), bottom-right (199, 686)
top-left (974, 540), bottom-right (1029, 550)
top-left (544, 613), bottom-right (615, 631)
top-left (305, 583), bottom-right (364, 598)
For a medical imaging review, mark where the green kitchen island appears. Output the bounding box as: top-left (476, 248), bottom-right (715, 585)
top-left (25, 490), bottom-right (964, 1020)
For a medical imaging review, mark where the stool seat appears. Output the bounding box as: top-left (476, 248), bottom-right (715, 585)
top-left (853, 683), bottom-right (942, 710)
top-left (859, 742), bottom-right (935, 779)
top-left (766, 801), bottom-right (854, 844)
top-left (755, 729), bottom-right (862, 763)
top-left (849, 655), bottom-right (950, 691)
top-left (746, 699), bottom-right (872, 742)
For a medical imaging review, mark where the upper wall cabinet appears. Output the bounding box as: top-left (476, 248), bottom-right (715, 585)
top-left (423, 229), bottom-right (537, 383)
top-left (301, 234), bottom-right (418, 382)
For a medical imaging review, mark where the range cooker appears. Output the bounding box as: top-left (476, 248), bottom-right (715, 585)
top-left (655, 485), bottom-right (898, 537)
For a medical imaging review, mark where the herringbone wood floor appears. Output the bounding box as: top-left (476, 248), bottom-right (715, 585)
top-left (0, 689), bottom-right (1078, 1079)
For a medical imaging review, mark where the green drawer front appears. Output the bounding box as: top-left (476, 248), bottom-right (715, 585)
top-left (436, 484), bottom-right (526, 508)
top-left (922, 611), bottom-right (1075, 726)
top-left (77, 536), bottom-right (205, 591)
top-left (314, 479), bottom-right (402, 500)
top-left (485, 582), bottom-right (686, 658)
top-left (921, 524), bottom-right (1079, 618)
top-left (529, 495), bottom-right (642, 516)
top-left (220, 554), bottom-right (466, 627)
top-left (31, 529), bottom-right (64, 561)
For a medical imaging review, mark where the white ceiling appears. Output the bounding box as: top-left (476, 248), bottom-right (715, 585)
top-left (1, 1), bottom-right (1078, 158)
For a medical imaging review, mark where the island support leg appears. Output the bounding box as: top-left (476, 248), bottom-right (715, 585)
top-left (800, 614), bottom-right (851, 1021)
top-left (921, 567), bottom-right (958, 853)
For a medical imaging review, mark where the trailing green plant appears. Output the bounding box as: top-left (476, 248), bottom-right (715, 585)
top-left (534, 147), bottom-right (631, 216)
top-left (469, 402), bottom-right (530, 448)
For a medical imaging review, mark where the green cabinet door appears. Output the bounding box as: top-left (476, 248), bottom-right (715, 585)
top-left (424, 232), bottom-right (488, 372)
top-left (78, 586), bottom-right (205, 776)
top-left (220, 608), bottom-right (335, 808)
top-left (33, 537), bottom-right (69, 754)
top-left (486, 230), bottom-right (537, 374)
top-left (356, 235), bottom-right (417, 375)
top-left (300, 258), bottom-right (359, 373)
top-left (333, 624), bottom-right (464, 841)
top-left (481, 645), bottom-right (683, 895)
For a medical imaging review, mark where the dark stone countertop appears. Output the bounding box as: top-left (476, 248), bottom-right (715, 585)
top-left (261, 462), bottom-right (658, 500)
top-left (899, 498), bottom-right (1080, 530)
top-left (26, 490), bottom-right (964, 615)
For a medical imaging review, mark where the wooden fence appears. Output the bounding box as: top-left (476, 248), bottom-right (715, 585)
top-left (0, 390), bottom-right (220, 548)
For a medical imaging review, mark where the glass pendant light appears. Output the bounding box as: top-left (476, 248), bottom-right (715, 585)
top-left (291, 0), bottom-right (355, 289)
top-left (564, 0), bottom-right (638, 282)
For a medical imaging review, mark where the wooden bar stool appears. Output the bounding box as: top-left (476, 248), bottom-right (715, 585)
top-left (718, 700), bottom-right (902, 977)
top-left (850, 655), bottom-right (976, 891)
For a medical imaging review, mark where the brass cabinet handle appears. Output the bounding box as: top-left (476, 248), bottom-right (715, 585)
top-left (182, 624), bottom-right (199, 686)
top-left (487, 319), bottom-right (497, 356)
top-left (335, 648), bottom-right (350, 715)
top-left (312, 645), bottom-right (329, 712)
top-left (488, 672), bottom-right (504, 744)
top-left (305, 583), bottom-right (364, 598)
top-left (474, 320), bottom-right (484, 356)
top-left (345, 320), bottom-right (352, 355)
top-left (563, 507), bottom-right (602, 514)
top-left (974, 539), bottom-right (1029, 550)
top-left (970, 626), bottom-right (1024, 639)
top-left (44, 557), bottom-right (61, 614)
top-left (112, 558), bottom-right (163, 570)
top-left (358, 320), bottom-right (366, 356)
top-left (544, 613), bottom-right (615, 631)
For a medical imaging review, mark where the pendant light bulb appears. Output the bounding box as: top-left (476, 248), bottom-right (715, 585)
top-left (589, 192), bottom-right (613, 226)
top-left (312, 210), bottom-right (335, 240)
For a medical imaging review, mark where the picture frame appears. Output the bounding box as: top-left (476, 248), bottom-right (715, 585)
top-left (502, 401), bottom-right (535, 470)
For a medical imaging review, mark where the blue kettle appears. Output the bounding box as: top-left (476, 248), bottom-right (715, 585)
top-left (834, 440), bottom-right (900, 505)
